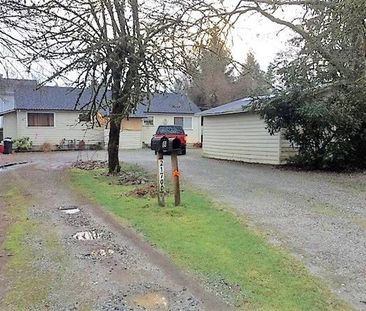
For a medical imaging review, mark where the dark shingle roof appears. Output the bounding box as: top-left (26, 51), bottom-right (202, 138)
top-left (14, 84), bottom-right (106, 111)
top-left (130, 93), bottom-right (200, 117)
top-left (2, 79), bottom-right (199, 116)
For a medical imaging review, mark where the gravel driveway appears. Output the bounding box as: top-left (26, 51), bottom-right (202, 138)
top-left (1, 149), bottom-right (366, 310)
top-left (0, 152), bottom-right (229, 311)
top-left (118, 149), bottom-right (366, 310)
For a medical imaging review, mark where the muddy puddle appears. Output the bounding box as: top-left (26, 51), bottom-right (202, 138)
top-left (127, 292), bottom-right (169, 310)
top-left (73, 230), bottom-right (101, 240)
top-left (59, 205), bottom-right (80, 214)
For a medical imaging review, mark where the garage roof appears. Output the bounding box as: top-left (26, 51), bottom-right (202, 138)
top-left (197, 97), bottom-right (255, 117)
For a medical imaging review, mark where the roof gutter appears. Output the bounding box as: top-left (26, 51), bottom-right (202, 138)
top-left (196, 104), bottom-right (253, 117)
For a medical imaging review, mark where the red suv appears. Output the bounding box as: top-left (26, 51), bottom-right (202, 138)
top-left (151, 125), bottom-right (187, 155)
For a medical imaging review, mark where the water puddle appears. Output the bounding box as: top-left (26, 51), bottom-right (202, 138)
top-left (127, 292), bottom-right (169, 310)
top-left (91, 248), bottom-right (114, 257)
top-left (73, 230), bottom-right (100, 240)
top-left (64, 208), bottom-right (80, 214)
top-left (59, 205), bottom-right (80, 214)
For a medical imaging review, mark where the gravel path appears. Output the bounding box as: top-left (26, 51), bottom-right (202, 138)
top-left (1, 150), bottom-right (366, 310)
top-left (0, 154), bottom-right (230, 310)
top-left (117, 149), bottom-right (366, 310)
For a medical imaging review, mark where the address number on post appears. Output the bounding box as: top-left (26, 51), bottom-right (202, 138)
top-left (158, 159), bottom-right (165, 193)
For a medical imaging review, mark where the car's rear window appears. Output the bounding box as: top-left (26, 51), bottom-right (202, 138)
top-left (156, 126), bottom-right (185, 135)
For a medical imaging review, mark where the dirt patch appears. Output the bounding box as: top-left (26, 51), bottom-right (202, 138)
top-left (72, 160), bottom-right (107, 170)
top-left (128, 183), bottom-right (159, 198)
top-left (117, 170), bottom-right (150, 185)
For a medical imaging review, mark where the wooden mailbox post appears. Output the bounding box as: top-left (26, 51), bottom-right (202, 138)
top-left (171, 151), bottom-right (181, 206)
top-left (153, 136), bottom-right (181, 207)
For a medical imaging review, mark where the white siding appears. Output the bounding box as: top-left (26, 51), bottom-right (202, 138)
top-left (104, 129), bottom-right (142, 150)
top-left (141, 114), bottom-right (201, 146)
top-left (202, 113), bottom-right (282, 165)
top-left (16, 111), bottom-right (104, 146)
top-left (3, 112), bottom-right (17, 139)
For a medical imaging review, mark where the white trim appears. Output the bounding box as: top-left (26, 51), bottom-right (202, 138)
top-left (26, 111), bottom-right (56, 128)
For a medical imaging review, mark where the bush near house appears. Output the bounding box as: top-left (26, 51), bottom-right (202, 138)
top-left (13, 137), bottom-right (33, 152)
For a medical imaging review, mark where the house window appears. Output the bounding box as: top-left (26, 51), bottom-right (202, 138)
top-left (27, 113), bottom-right (54, 127)
top-left (174, 117), bottom-right (183, 127)
top-left (79, 113), bottom-right (91, 122)
top-left (143, 116), bottom-right (154, 126)
top-left (174, 117), bottom-right (192, 129)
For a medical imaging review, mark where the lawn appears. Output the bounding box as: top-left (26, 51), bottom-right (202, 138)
top-left (70, 164), bottom-right (350, 311)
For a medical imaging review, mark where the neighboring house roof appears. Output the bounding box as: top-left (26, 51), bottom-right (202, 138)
top-left (130, 93), bottom-right (200, 117)
top-left (0, 78), bottom-right (109, 115)
top-left (0, 78), bottom-right (200, 117)
top-left (197, 97), bottom-right (256, 117)
top-left (14, 85), bottom-right (107, 111)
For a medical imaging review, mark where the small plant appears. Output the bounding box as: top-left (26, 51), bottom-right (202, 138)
top-left (13, 137), bottom-right (33, 152)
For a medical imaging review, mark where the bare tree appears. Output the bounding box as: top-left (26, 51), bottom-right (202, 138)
top-left (0, 1), bottom-right (36, 75)
top-left (7, 0), bottom-right (227, 172)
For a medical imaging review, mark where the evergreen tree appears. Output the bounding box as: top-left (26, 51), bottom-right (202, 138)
top-left (233, 51), bottom-right (269, 99)
top-left (186, 27), bottom-right (234, 109)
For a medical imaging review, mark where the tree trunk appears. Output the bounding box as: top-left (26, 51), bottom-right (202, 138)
top-left (108, 67), bottom-right (123, 174)
top-left (108, 117), bottom-right (121, 173)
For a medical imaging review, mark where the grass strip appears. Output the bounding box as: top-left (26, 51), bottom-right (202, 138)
top-left (70, 164), bottom-right (351, 311)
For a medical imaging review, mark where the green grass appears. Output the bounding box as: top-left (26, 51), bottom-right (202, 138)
top-left (70, 165), bottom-right (351, 311)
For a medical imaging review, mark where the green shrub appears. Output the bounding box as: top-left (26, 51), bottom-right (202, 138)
top-left (13, 137), bottom-right (33, 152)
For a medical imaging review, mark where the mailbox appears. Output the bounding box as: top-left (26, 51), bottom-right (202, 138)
top-left (169, 137), bottom-right (181, 151)
top-left (151, 137), bottom-right (181, 153)
top-left (151, 136), bottom-right (169, 152)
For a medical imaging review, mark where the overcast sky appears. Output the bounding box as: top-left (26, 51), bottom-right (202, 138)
top-left (230, 15), bottom-right (292, 69)
top-left (0, 1), bottom-right (299, 80)
top-left (223, 2), bottom-right (300, 69)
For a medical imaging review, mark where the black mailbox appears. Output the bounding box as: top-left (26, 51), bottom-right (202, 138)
top-left (169, 137), bottom-right (181, 151)
top-left (151, 136), bottom-right (181, 153)
top-left (151, 136), bottom-right (169, 152)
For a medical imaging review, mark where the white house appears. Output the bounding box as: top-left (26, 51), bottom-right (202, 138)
top-left (0, 78), bottom-right (105, 149)
top-left (105, 93), bottom-right (202, 149)
top-left (0, 77), bottom-right (202, 150)
top-left (198, 97), bottom-right (296, 165)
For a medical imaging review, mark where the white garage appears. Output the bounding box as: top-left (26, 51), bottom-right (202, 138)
top-left (198, 97), bottom-right (296, 165)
